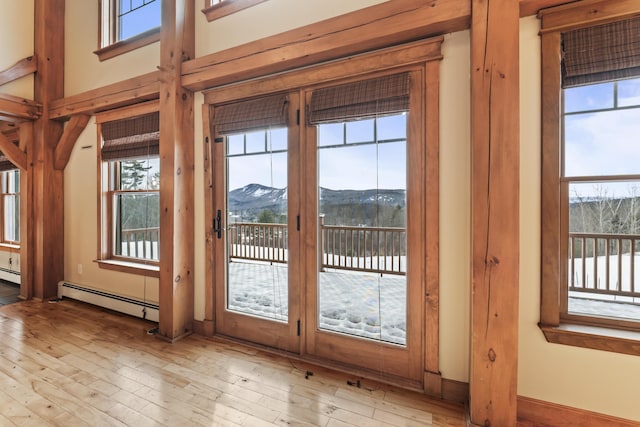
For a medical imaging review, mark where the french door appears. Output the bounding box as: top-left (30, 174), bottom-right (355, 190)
top-left (212, 93), bottom-right (301, 352)
top-left (302, 71), bottom-right (424, 382)
top-left (211, 70), bottom-right (426, 384)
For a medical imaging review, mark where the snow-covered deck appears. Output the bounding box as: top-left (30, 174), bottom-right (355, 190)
top-left (227, 260), bottom-right (407, 345)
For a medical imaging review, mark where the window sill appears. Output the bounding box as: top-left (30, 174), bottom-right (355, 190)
top-left (94, 28), bottom-right (160, 62)
top-left (96, 259), bottom-right (159, 278)
top-left (540, 323), bottom-right (640, 356)
top-left (0, 243), bottom-right (19, 250)
top-left (202, 0), bottom-right (268, 22)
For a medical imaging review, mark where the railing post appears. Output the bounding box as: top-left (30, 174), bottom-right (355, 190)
top-left (319, 215), bottom-right (325, 272)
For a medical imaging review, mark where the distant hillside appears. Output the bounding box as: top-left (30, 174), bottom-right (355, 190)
top-left (228, 183), bottom-right (406, 226)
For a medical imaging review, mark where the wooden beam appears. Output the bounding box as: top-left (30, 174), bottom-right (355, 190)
top-left (0, 122), bottom-right (19, 143)
top-left (469, 0), bottom-right (520, 426)
top-left (19, 121), bottom-right (33, 300)
top-left (0, 55), bottom-right (37, 87)
top-left (157, 0), bottom-right (195, 341)
top-left (182, 0), bottom-right (469, 91)
top-left (54, 114), bottom-right (90, 170)
top-left (519, 0), bottom-right (579, 17)
top-left (539, 0), bottom-right (640, 32)
top-left (0, 132), bottom-right (26, 170)
top-left (48, 71), bottom-right (160, 120)
top-left (32, 0), bottom-right (65, 300)
top-left (0, 94), bottom-right (41, 122)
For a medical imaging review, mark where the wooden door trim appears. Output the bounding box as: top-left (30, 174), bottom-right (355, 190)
top-left (202, 41), bottom-right (441, 392)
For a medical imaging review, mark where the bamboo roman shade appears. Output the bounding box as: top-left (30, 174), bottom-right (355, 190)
top-left (101, 112), bottom-right (160, 161)
top-left (308, 73), bottom-right (411, 124)
top-left (562, 16), bottom-right (640, 88)
top-left (211, 94), bottom-right (289, 135)
top-left (0, 154), bottom-right (16, 172)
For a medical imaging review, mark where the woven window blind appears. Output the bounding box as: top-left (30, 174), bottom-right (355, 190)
top-left (211, 94), bottom-right (288, 135)
top-left (562, 16), bottom-right (640, 88)
top-left (0, 154), bottom-right (16, 172)
top-left (308, 73), bottom-right (410, 124)
top-left (101, 112), bottom-right (160, 161)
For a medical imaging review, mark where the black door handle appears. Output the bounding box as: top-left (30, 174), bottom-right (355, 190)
top-left (213, 209), bottom-right (222, 239)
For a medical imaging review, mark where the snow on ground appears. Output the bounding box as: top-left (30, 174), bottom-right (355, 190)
top-left (570, 254), bottom-right (640, 319)
top-left (227, 260), bottom-right (407, 345)
top-left (226, 254), bottom-right (640, 344)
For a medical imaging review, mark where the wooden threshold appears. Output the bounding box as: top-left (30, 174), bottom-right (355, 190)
top-left (0, 299), bottom-right (466, 426)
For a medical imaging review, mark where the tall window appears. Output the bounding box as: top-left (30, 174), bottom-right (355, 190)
top-left (540, 3), bottom-right (640, 354)
top-left (97, 0), bottom-right (161, 60)
top-left (99, 110), bottom-right (160, 268)
top-left (0, 169), bottom-right (19, 244)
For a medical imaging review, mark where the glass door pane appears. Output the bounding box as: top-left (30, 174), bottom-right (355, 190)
top-left (226, 128), bottom-right (289, 322)
top-left (317, 114), bottom-right (407, 345)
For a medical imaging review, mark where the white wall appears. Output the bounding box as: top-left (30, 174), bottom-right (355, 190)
top-left (517, 16), bottom-right (640, 422)
top-left (439, 31), bottom-right (471, 383)
top-left (65, 0), bottom-right (159, 96)
top-left (0, 0), bottom-right (33, 99)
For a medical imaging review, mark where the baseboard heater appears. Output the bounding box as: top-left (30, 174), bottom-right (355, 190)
top-left (0, 267), bottom-right (19, 285)
top-left (57, 281), bottom-right (159, 322)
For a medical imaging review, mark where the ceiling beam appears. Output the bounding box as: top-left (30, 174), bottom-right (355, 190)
top-left (48, 71), bottom-right (160, 120)
top-left (520, 0), bottom-right (580, 17)
top-left (0, 94), bottom-right (41, 122)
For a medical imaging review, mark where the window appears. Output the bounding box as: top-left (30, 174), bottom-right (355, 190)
top-left (96, 0), bottom-right (161, 61)
top-left (97, 107), bottom-right (160, 275)
top-left (0, 168), bottom-right (19, 245)
top-left (202, 0), bottom-right (268, 22)
top-left (540, 2), bottom-right (640, 354)
top-left (108, 158), bottom-right (159, 262)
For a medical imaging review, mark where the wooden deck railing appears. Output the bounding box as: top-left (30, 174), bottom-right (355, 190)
top-left (120, 227), bottom-right (159, 261)
top-left (569, 232), bottom-right (640, 298)
top-left (319, 222), bottom-right (406, 275)
top-left (228, 222), bottom-right (288, 263)
top-left (227, 221), bottom-right (407, 275)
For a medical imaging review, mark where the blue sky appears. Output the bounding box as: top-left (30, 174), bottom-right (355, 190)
top-left (564, 77), bottom-right (640, 198)
top-left (227, 114), bottom-right (408, 192)
top-left (118, 0), bottom-right (161, 41)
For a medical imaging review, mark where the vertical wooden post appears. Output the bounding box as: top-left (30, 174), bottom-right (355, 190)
top-left (19, 122), bottom-right (33, 300)
top-left (158, 0), bottom-right (195, 341)
top-left (469, 0), bottom-right (520, 426)
top-left (31, 0), bottom-right (65, 300)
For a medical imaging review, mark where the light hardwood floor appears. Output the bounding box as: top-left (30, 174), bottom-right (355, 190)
top-left (0, 299), bottom-right (466, 426)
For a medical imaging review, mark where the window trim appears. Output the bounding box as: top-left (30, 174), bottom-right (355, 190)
top-left (539, 0), bottom-right (640, 355)
top-left (202, 0), bottom-right (268, 22)
top-left (96, 0), bottom-right (160, 61)
top-left (0, 169), bottom-right (20, 246)
top-left (96, 101), bottom-right (160, 276)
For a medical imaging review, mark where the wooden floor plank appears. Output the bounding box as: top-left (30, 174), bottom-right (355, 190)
top-left (0, 299), bottom-right (466, 427)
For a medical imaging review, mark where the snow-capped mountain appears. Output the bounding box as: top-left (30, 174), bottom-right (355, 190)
top-left (228, 183), bottom-right (406, 226)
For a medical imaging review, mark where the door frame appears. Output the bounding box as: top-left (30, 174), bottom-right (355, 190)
top-left (201, 38), bottom-right (442, 391)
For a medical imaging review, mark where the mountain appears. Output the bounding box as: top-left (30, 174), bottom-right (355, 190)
top-left (228, 183), bottom-right (406, 226)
